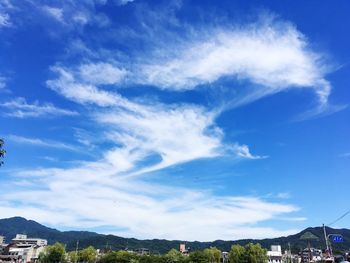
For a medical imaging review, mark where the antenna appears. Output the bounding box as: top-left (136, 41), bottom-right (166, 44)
top-left (75, 240), bottom-right (79, 263)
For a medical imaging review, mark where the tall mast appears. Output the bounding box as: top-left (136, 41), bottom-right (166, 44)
top-left (323, 224), bottom-right (330, 257)
top-left (75, 240), bottom-right (79, 263)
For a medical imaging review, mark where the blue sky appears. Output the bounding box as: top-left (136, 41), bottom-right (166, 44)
top-left (0, 0), bottom-right (349, 241)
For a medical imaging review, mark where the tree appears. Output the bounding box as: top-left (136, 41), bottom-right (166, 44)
top-left (189, 250), bottom-right (210, 263)
top-left (99, 251), bottom-right (117, 263)
top-left (203, 247), bottom-right (221, 263)
top-left (39, 242), bottom-right (66, 263)
top-left (165, 249), bottom-right (186, 263)
top-left (229, 245), bottom-right (245, 263)
top-left (0, 138), bottom-right (5, 167)
top-left (79, 246), bottom-right (98, 263)
top-left (98, 250), bottom-right (139, 263)
top-left (139, 254), bottom-right (164, 263)
top-left (243, 243), bottom-right (267, 263)
top-left (229, 243), bottom-right (267, 263)
top-left (68, 251), bottom-right (78, 263)
top-left (115, 250), bottom-right (137, 263)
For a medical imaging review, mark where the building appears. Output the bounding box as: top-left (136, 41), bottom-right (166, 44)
top-left (220, 251), bottom-right (229, 263)
top-left (0, 236), bottom-right (7, 255)
top-left (300, 248), bottom-right (322, 263)
top-left (134, 248), bottom-right (150, 256)
top-left (267, 245), bottom-right (283, 263)
top-left (12, 234), bottom-right (47, 247)
top-left (0, 234), bottom-right (47, 263)
top-left (179, 243), bottom-right (189, 255)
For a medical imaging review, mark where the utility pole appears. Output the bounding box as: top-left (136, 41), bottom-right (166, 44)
top-left (75, 240), bottom-right (79, 263)
top-left (323, 224), bottom-right (330, 257)
top-left (288, 242), bottom-right (292, 263)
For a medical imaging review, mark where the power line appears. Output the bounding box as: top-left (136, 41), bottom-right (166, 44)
top-left (327, 209), bottom-right (350, 226)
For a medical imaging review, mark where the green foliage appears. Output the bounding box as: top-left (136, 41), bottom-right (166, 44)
top-left (165, 249), bottom-right (187, 263)
top-left (229, 243), bottom-right (267, 263)
top-left (68, 251), bottom-right (78, 263)
top-left (203, 247), bottom-right (221, 263)
top-left (79, 246), bottom-right (98, 263)
top-left (99, 251), bottom-right (166, 263)
top-left (138, 254), bottom-right (165, 263)
top-left (0, 138), bottom-right (5, 167)
top-left (39, 242), bottom-right (66, 263)
top-left (229, 245), bottom-right (245, 263)
top-left (189, 250), bottom-right (210, 263)
top-left (99, 251), bottom-right (138, 263)
top-left (99, 251), bottom-right (118, 263)
top-left (244, 243), bottom-right (267, 263)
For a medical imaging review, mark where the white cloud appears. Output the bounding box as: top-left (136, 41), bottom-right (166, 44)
top-left (42, 6), bottom-right (64, 23)
top-left (276, 192), bottom-right (291, 199)
top-left (47, 64), bottom-right (225, 174)
top-left (0, 75), bottom-right (6, 89)
top-left (4, 12), bottom-right (321, 240)
top-left (22, 61), bottom-right (302, 241)
top-left (118, 0), bottom-right (135, 5)
top-left (129, 18), bottom-right (334, 112)
top-left (281, 217), bottom-right (307, 222)
top-left (46, 66), bottom-right (122, 106)
top-left (1, 165), bottom-right (300, 240)
top-left (1, 97), bottom-right (78, 118)
top-left (72, 12), bottom-right (90, 25)
top-left (78, 62), bottom-right (127, 85)
top-left (0, 12), bottom-right (11, 27)
top-left (231, 143), bottom-right (268, 160)
top-left (7, 135), bottom-right (78, 152)
top-left (54, 16), bottom-right (338, 118)
top-left (98, 105), bottom-right (222, 174)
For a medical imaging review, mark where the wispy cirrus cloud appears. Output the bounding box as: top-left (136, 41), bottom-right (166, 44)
top-left (1, 97), bottom-right (78, 118)
top-left (7, 135), bottom-right (78, 152)
top-left (0, 75), bottom-right (7, 90)
top-left (56, 14), bottom-right (339, 118)
top-left (46, 62), bottom-right (268, 173)
top-left (231, 144), bottom-right (268, 160)
top-left (2, 4), bottom-right (331, 240)
top-left (42, 6), bottom-right (64, 23)
top-left (47, 65), bottom-right (224, 173)
top-left (0, 0), bottom-right (14, 28)
top-left (1, 164), bottom-right (300, 240)
top-left (0, 12), bottom-right (11, 27)
top-left (129, 18), bottom-right (336, 119)
top-left (0, 0), bottom-right (111, 31)
top-left (47, 66), bottom-right (127, 107)
top-left (339, 152), bottom-right (350, 158)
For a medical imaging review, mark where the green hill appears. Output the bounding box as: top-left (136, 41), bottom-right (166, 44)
top-left (0, 217), bottom-right (349, 254)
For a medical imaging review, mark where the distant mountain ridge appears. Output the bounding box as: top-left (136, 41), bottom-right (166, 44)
top-left (0, 217), bottom-right (349, 254)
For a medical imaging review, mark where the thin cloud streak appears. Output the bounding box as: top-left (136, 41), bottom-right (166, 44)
top-left (8, 135), bottom-right (79, 152)
top-left (1, 97), bottom-right (78, 118)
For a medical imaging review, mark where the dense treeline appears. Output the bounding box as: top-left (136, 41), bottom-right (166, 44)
top-left (39, 242), bottom-right (268, 263)
top-left (3, 218), bottom-right (350, 254)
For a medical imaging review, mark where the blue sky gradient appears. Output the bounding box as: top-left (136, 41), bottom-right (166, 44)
top-left (0, 0), bottom-right (349, 241)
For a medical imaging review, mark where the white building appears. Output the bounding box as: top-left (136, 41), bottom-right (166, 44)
top-left (268, 245), bottom-right (283, 263)
top-left (12, 234), bottom-right (47, 246)
top-left (0, 234), bottom-right (47, 263)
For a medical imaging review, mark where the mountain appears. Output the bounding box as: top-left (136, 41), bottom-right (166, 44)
top-left (0, 217), bottom-right (349, 254)
top-left (0, 217), bottom-right (99, 246)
